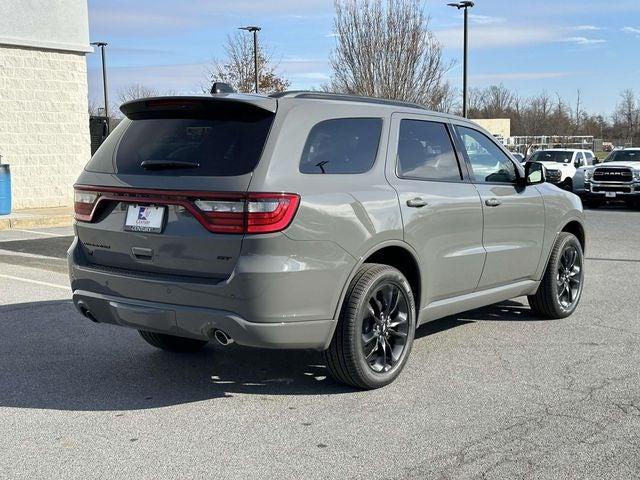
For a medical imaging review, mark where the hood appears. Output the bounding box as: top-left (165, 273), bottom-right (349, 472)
top-left (538, 162), bottom-right (572, 170)
top-left (594, 161), bottom-right (640, 169)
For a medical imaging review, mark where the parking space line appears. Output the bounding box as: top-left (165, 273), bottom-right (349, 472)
top-left (12, 229), bottom-right (68, 237)
top-left (0, 273), bottom-right (71, 291)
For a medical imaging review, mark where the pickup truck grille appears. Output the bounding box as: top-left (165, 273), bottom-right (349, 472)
top-left (593, 167), bottom-right (633, 183)
top-left (545, 169), bottom-right (561, 183)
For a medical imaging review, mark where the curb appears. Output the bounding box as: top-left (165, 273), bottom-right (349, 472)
top-left (0, 214), bottom-right (74, 231)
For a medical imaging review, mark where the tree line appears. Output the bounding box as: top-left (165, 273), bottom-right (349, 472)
top-left (107, 0), bottom-right (639, 145)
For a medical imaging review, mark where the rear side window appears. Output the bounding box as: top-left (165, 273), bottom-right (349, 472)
top-left (299, 118), bottom-right (382, 174)
top-left (397, 120), bottom-right (461, 181)
top-left (88, 110), bottom-right (274, 176)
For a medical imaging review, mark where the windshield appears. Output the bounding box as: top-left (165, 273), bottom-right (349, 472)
top-left (604, 150), bottom-right (640, 163)
top-left (529, 151), bottom-right (573, 164)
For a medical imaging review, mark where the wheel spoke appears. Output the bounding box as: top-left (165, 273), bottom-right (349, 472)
top-left (388, 329), bottom-right (407, 339)
top-left (389, 311), bottom-right (408, 328)
top-left (380, 285), bottom-right (393, 314)
top-left (365, 338), bottom-right (379, 361)
top-left (362, 329), bottom-right (377, 345)
top-left (388, 289), bottom-right (400, 316)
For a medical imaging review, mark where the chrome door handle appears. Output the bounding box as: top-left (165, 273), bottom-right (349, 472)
top-left (485, 198), bottom-right (502, 207)
top-left (406, 197), bottom-right (428, 208)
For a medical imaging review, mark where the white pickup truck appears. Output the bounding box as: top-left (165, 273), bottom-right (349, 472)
top-left (573, 148), bottom-right (640, 209)
top-left (527, 149), bottom-right (596, 191)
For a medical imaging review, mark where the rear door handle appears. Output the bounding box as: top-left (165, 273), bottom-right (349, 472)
top-left (485, 198), bottom-right (502, 207)
top-left (406, 197), bottom-right (429, 208)
top-left (132, 247), bottom-right (153, 259)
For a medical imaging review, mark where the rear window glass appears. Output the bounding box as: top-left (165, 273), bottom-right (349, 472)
top-left (299, 118), bottom-right (382, 174)
top-left (89, 111), bottom-right (274, 176)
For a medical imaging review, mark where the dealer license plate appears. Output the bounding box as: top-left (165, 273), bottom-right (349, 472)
top-left (124, 205), bottom-right (166, 233)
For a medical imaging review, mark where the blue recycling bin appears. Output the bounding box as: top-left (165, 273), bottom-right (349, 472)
top-left (0, 164), bottom-right (11, 215)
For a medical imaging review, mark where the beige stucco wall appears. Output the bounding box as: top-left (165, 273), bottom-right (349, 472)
top-left (471, 118), bottom-right (511, 140)
top-left (0, 45), bottom-right (90, 209)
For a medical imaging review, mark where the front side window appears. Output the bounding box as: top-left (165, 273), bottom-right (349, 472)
top-left (458, 126), bottom-right (517, 183)
top-left (299, 118), bottom-right (382, 174)
top-left (397, 120), bottom-right (462, 181)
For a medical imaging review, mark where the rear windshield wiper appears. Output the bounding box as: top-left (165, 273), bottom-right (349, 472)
top-left (140, 160), bottom-right (200, 170)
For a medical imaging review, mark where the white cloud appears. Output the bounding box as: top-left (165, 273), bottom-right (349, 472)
top-left (468, 14), bottom-right (506, 25)
top-left (437, 26), bottom-right (559, 49)
top-left (563, 36), bottom-right (607, 45)
top-left (571, 25), bottom-right (603, 31)
top-left (622, 26), bottom-right (640, 35)
top-left (470, 72), bottom-right (573, 82)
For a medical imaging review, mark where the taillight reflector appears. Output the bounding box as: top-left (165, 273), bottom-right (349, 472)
top-left (73, 186), bottom-right (300, 235)
top-left (195, 193), bottom-right (300, 234)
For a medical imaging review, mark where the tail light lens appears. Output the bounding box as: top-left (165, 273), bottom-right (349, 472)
top-left (74, 189), bottom-right (99, 221)
top-left (73, 185), bottom-right (300, 235)
top-left (195, 193), bottom-right (300, 234)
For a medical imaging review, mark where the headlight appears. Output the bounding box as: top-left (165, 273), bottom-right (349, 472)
top-left (634, 171), bottom-right (640, 181)
top-left (585, 170), bottom-right (594, 181)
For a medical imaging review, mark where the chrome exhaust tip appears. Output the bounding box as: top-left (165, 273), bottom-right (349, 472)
top-left (213, 329), bottom-right (234, 346)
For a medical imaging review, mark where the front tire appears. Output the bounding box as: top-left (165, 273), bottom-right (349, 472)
top-left (528, 232), bottom-right (584, 319)
top-left (324, 263), bottom-right (416, 389)
top-left (138, 330), bottom-right (208, 353)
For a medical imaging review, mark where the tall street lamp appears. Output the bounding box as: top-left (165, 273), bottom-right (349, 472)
top-left (447, 1), bottom-right (474, 118)
top-left (238, 26), bottom-right (261, 93)
top-left (90, 41), bottom-right (109, 129)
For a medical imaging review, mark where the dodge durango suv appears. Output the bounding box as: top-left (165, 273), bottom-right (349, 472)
top-left (69, 90), bottom-right (586, 389)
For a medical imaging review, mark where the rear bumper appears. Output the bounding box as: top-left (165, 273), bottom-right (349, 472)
top-left (68, 234), bottom-right (356, 350)
top-left (72, 290), bottom-right (335, 349)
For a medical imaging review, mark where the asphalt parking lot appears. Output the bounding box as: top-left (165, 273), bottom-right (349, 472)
top-left (0, 208), bottom-right (639, 480)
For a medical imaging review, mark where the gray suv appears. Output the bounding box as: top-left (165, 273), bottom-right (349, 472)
top-left (69, 91), bottom-right (586, 389)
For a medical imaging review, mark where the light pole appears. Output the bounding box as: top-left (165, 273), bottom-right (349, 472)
top-left (238, 26), bottom-right (261, 93)
top-left (447, 1), bottom-right (474, 118)
top-left (90, 41), bottom-right (109, 129)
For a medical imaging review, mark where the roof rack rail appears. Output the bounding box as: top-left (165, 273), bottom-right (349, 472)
top-left (269, 91), bottom-right (428, 110)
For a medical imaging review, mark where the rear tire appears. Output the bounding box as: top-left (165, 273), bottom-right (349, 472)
top-left (324, 263), bottom-right (416, 389)
top-left (138, 330), bottom-right (208, 353)
top-left (528, 232), bottom-right (584, 319)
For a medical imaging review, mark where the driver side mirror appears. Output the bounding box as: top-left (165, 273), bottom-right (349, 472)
top-left (524, 161), bottom-right (545, 185)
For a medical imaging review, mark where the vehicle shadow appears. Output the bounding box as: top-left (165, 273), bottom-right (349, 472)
top-left (0, 298), bottom-right (545, 411)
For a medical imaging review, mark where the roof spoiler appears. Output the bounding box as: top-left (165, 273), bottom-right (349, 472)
top-left (120, 94), bottom-right (277, 119)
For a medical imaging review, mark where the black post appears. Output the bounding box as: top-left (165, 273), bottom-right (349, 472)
top-left (463, 6), bottom-right (468, 118)
top-left (100, 45), bottom-right (109, 121)
top-left (447, 2), bottom-right (474, 118)
top-left (253, 29), bottom-right (259, 93)
top-left (91, 41), bottom-right (110, 133)
top-left (239, 26), bottom-right (262, 94)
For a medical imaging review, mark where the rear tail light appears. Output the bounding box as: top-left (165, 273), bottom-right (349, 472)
top-left (74, 189), bottom-right (100, 221)
top-left (73, 185), bottom-right (299, 235)
top-left (194, 193), bottom-right (300, 234)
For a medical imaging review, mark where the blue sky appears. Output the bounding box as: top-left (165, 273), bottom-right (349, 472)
top-left (87, 0), bottom-right (640, 115)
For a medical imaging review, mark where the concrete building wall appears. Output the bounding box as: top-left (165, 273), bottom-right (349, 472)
top-left (471, 118), bottom-right (511, 141)
top-left (0, 0), bottom-right (91, 210)
top-left (0, 45), bottom-right (90, 209)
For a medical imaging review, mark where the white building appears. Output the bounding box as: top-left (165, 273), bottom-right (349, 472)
top-left (0, 0), bottom-right (91, 209)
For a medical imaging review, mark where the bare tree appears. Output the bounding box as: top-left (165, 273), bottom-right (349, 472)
top-left (613, 89), bottom-right (640, 144)
top-left (118, 84), bottom-right (161, 105)
top-left (206, 32), bottom-right (290, 94)
top-left (329, 0), bottom-right (454, 110)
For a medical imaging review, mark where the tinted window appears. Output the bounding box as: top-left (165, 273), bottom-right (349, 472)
top-left (605, 150), bottom-right (640, 163)
top-left (397, 120), bottom-right (461, 181)
top-left (529, 151), bottom-right (574, 164)
top-left (110, 113), bottom-right (274, 176)
top-left (458, 126), bottom-right (517, 183)
top-left (300, 118), bottom-right (382, 174)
